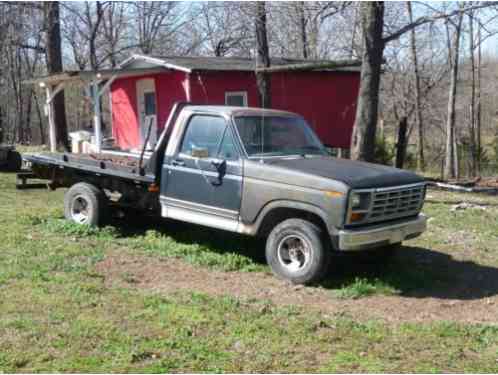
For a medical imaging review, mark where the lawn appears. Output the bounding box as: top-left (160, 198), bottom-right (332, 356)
top-left (2, 171), bottom-right (498, 372)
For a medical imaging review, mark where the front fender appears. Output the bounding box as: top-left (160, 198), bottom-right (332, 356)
top-left (237, 199), bottom-right (338, 236)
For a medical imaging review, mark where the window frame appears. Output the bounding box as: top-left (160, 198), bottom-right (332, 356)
top-left (225, 91), bottom-right (248, 107)
top-left (143, 90), bottom-right (157, 116)
top-left (231, 114), bottom-right (327, 159)
top-left (177, 114), bottom-right (240, 160)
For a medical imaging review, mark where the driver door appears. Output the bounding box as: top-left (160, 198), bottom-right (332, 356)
top-left (162, 114), bottom-right (243, 229)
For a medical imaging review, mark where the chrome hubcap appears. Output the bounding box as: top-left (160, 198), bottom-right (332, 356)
top-left (277, 234), bottom-right (311, 272)
top-left (71, 195), bottom-right (90, 224)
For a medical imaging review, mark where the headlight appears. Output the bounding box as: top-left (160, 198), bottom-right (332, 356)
top-left (348, 191), bottom-right (371, 224)
top-left (349, 192), bottom-right (370, 211)
top-left (351, 193), bottom-right (361, 209)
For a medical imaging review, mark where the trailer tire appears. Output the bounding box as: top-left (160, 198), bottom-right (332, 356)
top-left (64, 182), bottom-right (108, 227)
top-left (7, 151), bottom-right (22, 172)
top-left (266, 218), bottom-right (331, 285)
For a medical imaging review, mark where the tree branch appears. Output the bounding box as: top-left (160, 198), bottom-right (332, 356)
top-left (383, 2), bottom-right (498, 44)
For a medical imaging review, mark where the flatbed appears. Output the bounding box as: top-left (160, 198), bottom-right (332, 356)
top-left (25, 152), bottom-right (154, 184)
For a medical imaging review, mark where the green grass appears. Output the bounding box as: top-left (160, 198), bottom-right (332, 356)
top-left (3, 171), bottom-right (498, 372)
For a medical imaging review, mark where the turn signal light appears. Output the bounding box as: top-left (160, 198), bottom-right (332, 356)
top-left (350, 212), bottom-right (366, 222)
top-left (148, 184), bottom-right (160, 193)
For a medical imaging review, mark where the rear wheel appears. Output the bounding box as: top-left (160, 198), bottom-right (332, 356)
top-left (64, 182), bottom-right (108, 226)
top-left (266, 218), bottom-right (331, 285)
top-left (7, 151), bottom-right (22, 172)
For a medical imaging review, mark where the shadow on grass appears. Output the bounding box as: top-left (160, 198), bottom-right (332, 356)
top-left (108, 211), bottom-right (267, 265)
top-left (324, 246), bottom-right (498, 300)
top-left (108, 212), bottom-right (498, 301)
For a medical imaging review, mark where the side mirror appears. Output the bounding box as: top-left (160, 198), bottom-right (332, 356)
top-left (191, 147), bottom-right (209, 158)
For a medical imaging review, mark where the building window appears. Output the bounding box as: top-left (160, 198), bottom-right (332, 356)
top-left (225, 91), bottom-right (248, 107)
top-left (144, 91), bottom-right (157, 116)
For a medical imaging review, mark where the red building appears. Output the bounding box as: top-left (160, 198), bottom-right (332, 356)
top-left (110, 55), bottom-right (361, 151)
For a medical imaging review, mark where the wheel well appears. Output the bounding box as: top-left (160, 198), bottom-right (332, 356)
top-left (257, 207), bottom-right (328, 238)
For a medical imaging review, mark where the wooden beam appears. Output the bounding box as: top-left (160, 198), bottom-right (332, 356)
top-left (255, 60), bottom-right (361, 73)
top-left (97, 74), bottom-right (118, 98)
top-left (45, 86), bottom-right (57, 152)
top-left (91, 83), bottom-right (102, 153)
top-left (45, 82), bottom-right (64, 103)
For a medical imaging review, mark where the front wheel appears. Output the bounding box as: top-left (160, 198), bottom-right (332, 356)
top-left (266, 218), bottom-right (331, 285)
top-left (64, 182), bottom-right (108, 226)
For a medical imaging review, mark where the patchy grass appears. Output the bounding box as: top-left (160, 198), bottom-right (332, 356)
top-left (333, 277), bottom-right (397, 299)
top-left (3, 172), bottom-right (498, 371)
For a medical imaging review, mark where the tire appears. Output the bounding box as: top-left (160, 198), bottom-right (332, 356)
top-left (64, 182), bottom-right (108, 226)
top-left (265, 218), bottom-right (331, 285)
top-left (7, 151), bottom-right (22, 172)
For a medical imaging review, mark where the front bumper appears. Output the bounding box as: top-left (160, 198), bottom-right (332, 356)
top-left (337, 214), bottom-right (427, 251)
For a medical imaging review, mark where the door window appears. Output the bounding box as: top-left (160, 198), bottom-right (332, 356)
top-left (144, 92), bottom-right (156, 116)
top-left (180, 115), bottom-right (227, 157)
top-left (217, 128), bottom-right (238, 160)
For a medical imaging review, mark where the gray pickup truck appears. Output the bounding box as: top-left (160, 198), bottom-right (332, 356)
top-left (24, 104), bottom-right (427, 284)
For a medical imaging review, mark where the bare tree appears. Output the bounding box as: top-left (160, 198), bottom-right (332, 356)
top-left (444, 9), bottom-right (464, 180)
top-left (407, 2), bottom-right (425, 171)
top-left (476, 22), bottom-right (482, 174)
top-left (195, 2), bottom-right (252, 57)
top-left (351, 1), bottom-right (498, 162)
top-left (133, 2), bottom-right (186, 55)
top-left (350, 2), bottom-right (384, 161)
top-left (44, 1), bottom-right (69, 150)
top-left (468, 9), bottom-right (477, 176)
top-left (255, 2), bottom-right (271, 108)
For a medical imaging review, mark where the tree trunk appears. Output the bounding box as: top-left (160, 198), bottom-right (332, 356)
top-left (468, 11), bottom-right (477, 177)
top-left (350, 2), bottom-right (384, 161)
top-left (255, 2), bottom-right (271, 108)
top-left (0, 107), bottom-right (3, 144)
top-left (45, 1), bottom-right (69, 151)
top-left (33, 93), bottom-right (46, 145)
top-left (395, 117), bottom-right (408, 169)
top-left (407, 2), bottom-right (425, 171)
top-left (444, 12), bottom-right (463, 180)
top-left (476, 23), bottom-right (482, 175)
top-left (298, 2), bottom-right (308, 59)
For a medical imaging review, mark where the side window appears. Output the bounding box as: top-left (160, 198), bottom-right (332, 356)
top-left (225, 91), bottom-right (248, 107)
top-left (217, 128), bottom-right (238, 160)
top-left (180, 115), bottom-right (227, 157)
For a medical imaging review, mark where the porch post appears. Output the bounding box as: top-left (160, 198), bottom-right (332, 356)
top-left (44, 85), bottom-right (57, 153)
top-left (92, 82), bottom-right (102, 153)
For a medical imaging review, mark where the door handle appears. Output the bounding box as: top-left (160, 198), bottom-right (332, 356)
top-left (171, 159), bottom-right (185, 167)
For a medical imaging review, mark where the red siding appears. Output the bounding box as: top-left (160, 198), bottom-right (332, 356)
top-left (110, 77), bottom-right (139, 150)
top-left (270, 72), bottom-right (360, 148)
top-left (154, 71), bottom-right (189, 131)
top-left (189, 71), bottom-right (260, 106)
top-left (111, 69), bottom-right (360, 150)
top-left (111, 71), bottom-right (188, 150)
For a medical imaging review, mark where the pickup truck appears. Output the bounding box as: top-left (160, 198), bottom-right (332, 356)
top-left (23, 103), bottom-right (427, 284)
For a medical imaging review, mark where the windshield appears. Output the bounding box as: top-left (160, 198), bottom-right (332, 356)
top-left (233, 115), bottom-right (327, 157)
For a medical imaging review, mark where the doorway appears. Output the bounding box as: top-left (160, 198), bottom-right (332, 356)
top-left (136, 78), bottom-right (158, 150)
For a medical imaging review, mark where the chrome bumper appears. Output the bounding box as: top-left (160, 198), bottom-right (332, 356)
top-left (337, 214), bottom-right (427, 251)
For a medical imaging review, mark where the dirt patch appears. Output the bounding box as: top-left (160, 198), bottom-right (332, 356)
top-left (96, 252), bottom-right (498, 324)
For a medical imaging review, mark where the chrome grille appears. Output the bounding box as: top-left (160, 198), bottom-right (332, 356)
top-left (367, 184), bottom-right (425, 223)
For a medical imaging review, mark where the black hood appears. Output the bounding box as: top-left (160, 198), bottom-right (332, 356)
top-left (265, 156), bottom-right (425, 189)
